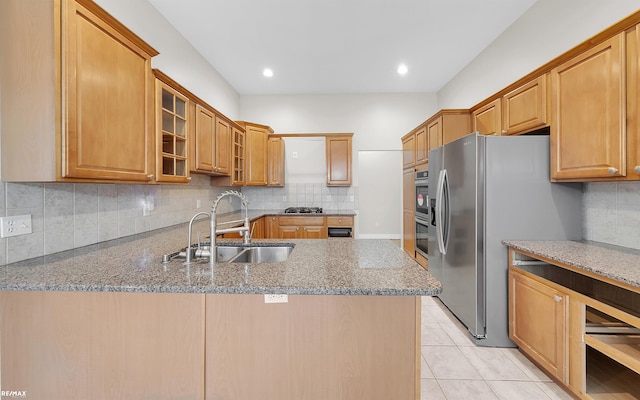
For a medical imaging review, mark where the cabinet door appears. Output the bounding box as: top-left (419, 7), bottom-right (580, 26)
top-left (509, 268), bottom-right (568, 383)
top-left (627, 25), bottom-right (640, 179)
top-left (0, 291), bottom-right (204, 400)
top-left (326, 135), bottom-right (352, 186)
top-left (303, 225), bottom-right (327, 239)
top-left (250, 217), bottom-right (265, 239)
top-left (502, 75), bottom-right (548, 135)
top-left (550, 34), bottom-right (625, 180)
top-left (472, 99), bottom-right (501, 136)
top-left (246, 125), bottom-right (268, 185)
top-left (402, 134), bottom-right (416, 169)
top-left (214, 117), bottom-right (231, 175)
top-left (402, 168), bottom-right (414, 212)
top-left (65, 1), bottom-right (154, 181)
top-left (402, 210), bottom-right (415, 257)
top-left (427, 117), bottom-right (442, 152)
top-left (415, 125), bottom-right (428, 165)
top-left (268, 137), bottom-right (285, 186)
top-left (194, 104), bottom-right (215, 173)
top-left (156, 81), bottom-right (189, 183)
top-left (278, 225), bottom-right (302, 239)
top-left (265, 216), bottom-right (279, 238)
top-left (231, 127), bottom-right (246, 185)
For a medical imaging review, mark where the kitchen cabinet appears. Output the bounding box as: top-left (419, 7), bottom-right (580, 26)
top-left (0, 291), bottom-right (204, 400)
top-left (550, 33), bottom-right (626, 181)
top-left (250, 217), bottom-right (265, 239)
top-left (268, 136), bottom-right (285, 186)
top-left (472, 98), bottom-right (501, 136)
top-left (508, 246), bottom-right (640, 399)
top-left (276, 216), bottom-right (327, 239)
top-left (210, 125), bottom-right (246, 186)
top-left (326, 134), bottom-right (353, 186)
top-left (502, 75), bottom-right (549, 135)
top-left (0, 0), bottom-right (158, 182)
top-left (154, 72), bottom-right (190, 183)
top-left (402, 169), bottom-right (415, 258)
top-left (427, 110), bottom-right (471, 148)
top-left (192, 104), bottom-right (231, 176)
top-left (415, 125), bottom-right (428, 165)
top-left (236, 121), bottom-right (271, 186)
top-left (401, 132), bottom-right (416, 169)
top-left (264, 216), bottom-right (279, 238)
top-left (509, 267), bottom-right (568, 383)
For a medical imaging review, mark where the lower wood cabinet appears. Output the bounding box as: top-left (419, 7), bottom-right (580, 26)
top-left (509, 267), bottom-right (569, 383)
top-left (277, 216), bottom-right (327, 239)
top-left (0, 291), bottom-right (205, 400)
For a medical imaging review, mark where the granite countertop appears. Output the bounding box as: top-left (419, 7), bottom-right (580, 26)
top-left (250, 209), bottom-right (357, 217)
top-left (504, 240), bottom-right (640, 290)
top-left (0, 220), bottom-right (440, 296)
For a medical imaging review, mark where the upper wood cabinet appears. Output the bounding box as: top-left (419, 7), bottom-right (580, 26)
top-left (550, 33), bottom-right (626, 181)
top-left (401, 132), bottom-right (416, 169)
top-left (429, 110), bottom-right (471, 147)
top-left (268, 137), bottom-right (285, 186)
top-left (472, 99), bottom-right (502, 136)
top-left (154, 73), bottom-right (190, 183)
top-left (502, 75), bottom-right (549, 135)
top-left (0, 0), bottom-right (158, 182)
top-left (326, 134), bottom-right (352, 186)
top-left (192, 105), bottom-right (231, 176)
top-left (626, 23), bottom-right (640, 180)
top-left (415, 125), bottom-right (428, 165)
top-left (231, 127), bottom-right (246, 185)
top-left (236, 121), bottom-right (271, 186)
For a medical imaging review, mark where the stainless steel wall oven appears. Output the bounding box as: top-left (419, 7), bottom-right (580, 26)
top-left (414, 171), bottom-right (429, 258)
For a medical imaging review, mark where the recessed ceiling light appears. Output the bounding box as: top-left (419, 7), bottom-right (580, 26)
top-left (397, 64), bottom-right (408, 76)
top-left (263, 68), bottom-right (274, 78)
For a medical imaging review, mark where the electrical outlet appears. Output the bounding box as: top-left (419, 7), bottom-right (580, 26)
top-left (196, 199), bottom-right (201, 209)
top-left (1, 214), bottom-right (32, 238)
top-left (264, 294), bottom-right (288, 303)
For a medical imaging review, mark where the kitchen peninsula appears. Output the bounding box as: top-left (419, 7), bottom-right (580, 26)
top-left (0, 218), bottom-right (440, 400)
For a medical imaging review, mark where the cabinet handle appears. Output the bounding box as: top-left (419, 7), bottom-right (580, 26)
top-left (501, 130), bottom-right (507, 135)
top-left (187, 176), bottom-right (192, 181)
top-left (147, 174), bottom-right (154, 180)
top-left (635, 166), bottom-right (640, 174)
top-left (607, 167), bottom-right (618, 175)
top-left (553, 295), bottom-right (563, 302)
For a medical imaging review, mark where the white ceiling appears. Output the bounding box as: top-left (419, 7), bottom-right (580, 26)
top-left (148, 0), bottom-right (538, 95)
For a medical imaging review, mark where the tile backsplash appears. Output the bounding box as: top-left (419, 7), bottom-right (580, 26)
top-left (0, 175), bottom-right (233, 265)
top-left (242, 184), bottom-right (358, 211)
top-left (583, 181), bottom-right (640, 250)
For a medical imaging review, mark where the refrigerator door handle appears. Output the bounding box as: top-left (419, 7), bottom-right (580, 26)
top-left (435, 169), bottom-right (448, 255)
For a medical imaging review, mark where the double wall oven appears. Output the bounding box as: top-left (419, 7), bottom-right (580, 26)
top-left (414, 170), bottom-right (429, 258)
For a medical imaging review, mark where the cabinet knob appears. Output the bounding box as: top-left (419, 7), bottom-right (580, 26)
top-left (607, 167), bottom-right (618, 175)
top-left (147, 174), bottom-right (154, 180)
top-left (553, 295), bottom-right (563, 302)
top-left (634, 166), bottom-right (640, 174)
top-left (187, 176), bottom-right (192, 181)
top-left (501, 130), bottom-right (507, 135)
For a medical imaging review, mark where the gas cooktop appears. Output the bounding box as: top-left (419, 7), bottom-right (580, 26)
top-left (284, 207), bottom-right (323, 214)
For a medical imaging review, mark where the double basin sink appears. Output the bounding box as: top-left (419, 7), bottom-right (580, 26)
top-left (168, 243), bottom-right (295, 264)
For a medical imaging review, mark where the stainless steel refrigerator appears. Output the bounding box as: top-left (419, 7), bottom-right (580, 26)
top-left (427, 132), bottom-right (582, 347)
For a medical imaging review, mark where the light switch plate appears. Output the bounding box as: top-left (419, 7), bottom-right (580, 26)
top-left (1, 214), bottom-right (32, 238)
top-left (264, 294), bottom-right (288, 303)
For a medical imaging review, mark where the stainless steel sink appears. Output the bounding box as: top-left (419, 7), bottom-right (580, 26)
top-left (165, 243), bottom-right (294, 264)
top-left (225, 245), bottom-right (293, 263)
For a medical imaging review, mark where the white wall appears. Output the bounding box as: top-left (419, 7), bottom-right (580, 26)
top-left (95, 0), bottom-right (241, 119)
top-left (438, 0), bottom-right (639, 109)
top-left (240, 93), bottom-right (437, 237)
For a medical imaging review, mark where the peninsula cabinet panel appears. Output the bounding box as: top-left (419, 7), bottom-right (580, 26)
top-left (205, 294), bottom-right (418, 400)
top-left (0, 291), bottom-right (205, 400)
top-left (509, 268), bottom-right (569, 383)
top-left (472, 99), bottom-right (501, 136)
top-left (550, 33), bottom-right (626, 181)
top-left (502, 75), bottom-right (549, 136)
top-left (0, 0), bottom-right (158, 182)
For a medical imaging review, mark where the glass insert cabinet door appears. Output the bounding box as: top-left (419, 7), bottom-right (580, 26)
top-left (156, 80), bottom-right (189, 183)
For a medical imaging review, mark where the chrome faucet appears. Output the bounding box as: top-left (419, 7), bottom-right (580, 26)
top-left (209, 190), bottom-right (251, 264)
top-left (185, 211), bottom-right (211, 264)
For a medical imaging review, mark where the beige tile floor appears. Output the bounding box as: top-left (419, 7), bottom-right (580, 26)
top-left (420, 296), bottom-right (574, 400)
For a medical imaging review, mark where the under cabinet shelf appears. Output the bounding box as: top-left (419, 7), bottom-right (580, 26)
top-left (585, 334), bottom-right (640, 376)
top-left (585, 347), bottom-right (640, 400)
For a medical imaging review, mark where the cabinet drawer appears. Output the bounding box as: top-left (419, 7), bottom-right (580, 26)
top-left (326, 216), bottom-right (353, 227)
top-left (278, 216), bottom-right (325, 226)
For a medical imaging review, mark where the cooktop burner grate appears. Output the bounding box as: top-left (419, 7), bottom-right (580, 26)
top-left (284, 207), bottom-right (323, 214)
